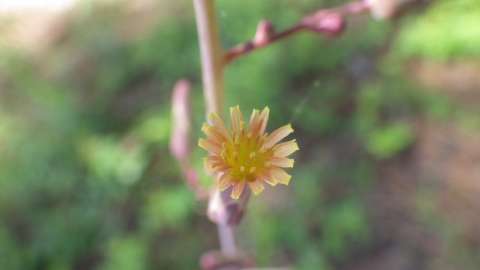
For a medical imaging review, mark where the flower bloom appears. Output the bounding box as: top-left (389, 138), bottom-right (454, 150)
top-left (199, 106), bottom-right (299, 199)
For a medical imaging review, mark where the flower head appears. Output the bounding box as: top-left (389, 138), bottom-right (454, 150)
top-left (199, 106), bottom-right (299, 199)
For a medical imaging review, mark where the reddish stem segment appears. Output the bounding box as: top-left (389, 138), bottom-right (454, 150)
top-left (224, 0), bottom-right (370, 64)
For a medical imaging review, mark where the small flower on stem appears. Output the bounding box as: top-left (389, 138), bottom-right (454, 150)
top-left (199, 106), bottom-right (299, 199)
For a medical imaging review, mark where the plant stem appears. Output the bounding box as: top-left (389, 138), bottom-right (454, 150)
top-left (217, 221), bottom-right (237, 256)
top-left (193, 0), bottom-right (239, 257)
top-left (193, 0), bottom-right (224, 115)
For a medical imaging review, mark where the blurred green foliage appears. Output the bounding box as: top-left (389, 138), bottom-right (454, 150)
top-left (0, 0), bottom-right (480, 269)
top-left (396, 0), bottom-right (480, 60)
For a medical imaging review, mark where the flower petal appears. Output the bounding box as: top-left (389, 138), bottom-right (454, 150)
top-left (208, 113), bottom-right (231, 140)
top-left (248, 109), bottom-right (260, 135)
top-left (249, 107), bottom-right (269, 137)
top-left (217, 172), bottom-right (233, 191)
top-left (207, 155), bottom-right (223, 163)
top-left (205, 156), bottom-right (229, 174)
top-left (248, 180), bottom-right (265, 195)
top-left (259, 171), bottom-right (277, 186)
top-left (269, 157), bottom-right (295, 168)
top-left (202, 124), bottom-right (226, 144)
top-left (204, 158), bottom-right (219, 174)
top-left (230, 106), bottom-right (244, 133)
top-left (258, 107), bottom-right (270, 135)
top-left (273, 139), bottom-right (299, 157)
top-left (231, 181), bottom-right (245, 199)
top-left (198, 138), bottom-right (222, 154)
top-left (270, 168), bottom-right (292, 185)
top-left (263, 176), bottom-right (278, 186)
top-left (262, 124), bottom-right (294, 150)
top-left (249, 109), bottom-right (260, 127)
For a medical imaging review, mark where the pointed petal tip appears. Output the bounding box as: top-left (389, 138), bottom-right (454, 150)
top-left (263, 176), bottom-right (278, 186)
top-left (199, 138), bottom-right (222, 154)
top-left (270, 157), bottom-right (295, 168)
top-left (217, 175), bottom-right (233, 191)
top-left (207, 112), bottom-right (218, 121)
top-left (201, 123), bottom-right (209, 134)
top-left (266, 182), bottom-right (277, 187)
top-left (229, 105), bottom-right (241, 112)
top-left (249, 181), bottom-right (265, 195)
top-left (249, 109), bottom-right (260, 125)
top-left (198, 138), bottom-right (209, 149)
top-left (263, 124), bottom-right (296, 150)
top-left (261, 107), bottom-right (270, 119)
top-left (293, 140), bottom-right (300, 150)
top-left (230, 105), bottom-right (244, 132)
top-left (271, 168), bottom-right (292, 185)
top-left (251, 188), bottom-right (264, 196)
top-left (230, 182), bottom-right (245, 200)
top-left (230, 190), bottom-right (241, 200)
top-left (279, 175), bottom-right (292, 186)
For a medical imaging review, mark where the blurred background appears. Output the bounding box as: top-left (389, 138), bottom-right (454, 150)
top-left (1, 0), bottom-right (480, 269)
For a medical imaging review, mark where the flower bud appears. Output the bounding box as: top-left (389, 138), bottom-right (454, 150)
top-left (170, 79), bottom-right (192, 162)
top-left (367, 0), bottom-right (417, 19)
top-left (254, 20), bottom-right (275, 44)
top-left (302, 11), bottom-right (345, 37)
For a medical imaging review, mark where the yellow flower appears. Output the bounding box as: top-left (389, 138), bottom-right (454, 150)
top-left (199, 106), bottom-right (299, 199)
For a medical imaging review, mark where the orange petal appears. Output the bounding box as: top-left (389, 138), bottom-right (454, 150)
top-left (269, 157), bottom-right (295, 168)
top-left (202, 124), bottom-right (226, 144)
top-left (263, 124), bottom-right (294, 150)
top-left (270, 168), bottom-right (292, 185)
top-left (230, 106), bottom-right (244, 133)
top-left (204, 157), bottom-right (224, 174)
top-left (249, 109), bottom-right (260, 126)
top-left (258, 107), bottom-right (270, 135)
top-left (264, 178), bottom-right (277, 186)
top-left (203, 158), bottom-right (213, 173)
top-left (206, 155), bottom-right (222, 165)
top-left (217, 172), bottom-right (233, 191)
top-left (249, 107), bottom-right (270, 137)
top-left (198, 138), bottom-right (222, 154)
top-left (261, 172), bottom-right (277, 186)
top-left (273, 139), bottom-right (299, 157)
top-left (231, 181), bottom-right (245, 199)
top-left (248, 109), bottom-right (260, 135)
top-left (249, 180), bottom-right (265, 195)
top-left (208, 113), bottom-right (231, 140)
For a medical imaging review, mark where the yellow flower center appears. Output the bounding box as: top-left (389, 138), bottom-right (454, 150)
top-left (222, 131), bottom-right (272, 182)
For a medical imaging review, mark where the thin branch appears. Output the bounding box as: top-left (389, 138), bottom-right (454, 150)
top-left (224, 0), bottom-right (370, 64)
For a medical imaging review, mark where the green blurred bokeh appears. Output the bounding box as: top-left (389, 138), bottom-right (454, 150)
top-left (1, 0), bottom-right (480, 269)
